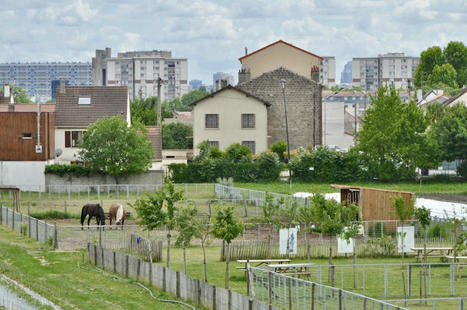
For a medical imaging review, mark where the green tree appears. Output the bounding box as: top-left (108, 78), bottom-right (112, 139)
top-left (133, 180), bottom-right (184, 268)
top-left (390, 195), bottom-right (415, 265)
top-left (163, 89), bottom-right (209, 112)
top-left (0, 85), bottom-right (32, 103)
top-left (427, 104), bottom-right (467, 162)
top-left (211, 206), bottom-right (243, 289)
top-left (78, 116), bottom-right (154, 183)
top-left (270, 140), bottom-right (287, 161)
top-left (357, 86), bottom-right (434, 181)
top-left (225, 143), bottom-right (251, 162)
top-left (414, 46), bottom-right (445, 87)
top-left (162, 123), bottom-right (193, 149)
top-left (130, 96), bottom-right (173, 125)
top-left (429, 63), bottom-right (458, 89)
top-left (414, 205), bottom-right (431, 298)
top-left (175, 205), bottom-right (201, 274)
top-left (444, 41), bottom-right (467, 87)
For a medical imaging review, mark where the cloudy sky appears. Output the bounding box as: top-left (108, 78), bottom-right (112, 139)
top-left (1, 0), bottom-right (466, 85)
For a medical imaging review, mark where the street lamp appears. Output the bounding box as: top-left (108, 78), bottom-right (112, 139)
top-left (280, 78), bottom-right (292, 185)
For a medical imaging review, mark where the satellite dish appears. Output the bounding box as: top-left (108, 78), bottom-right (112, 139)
top-left (54, 148), bottom-right (63, 158)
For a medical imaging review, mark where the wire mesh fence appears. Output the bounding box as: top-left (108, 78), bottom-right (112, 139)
top-left (248, 266), bottom-right (407, 310)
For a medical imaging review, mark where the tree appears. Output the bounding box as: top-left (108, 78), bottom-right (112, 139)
top-left (162, 123), bottom-right (193, 149)
top-left (427, 104), bottom-right (467, 162)
top-left (225, 143), bottom-right (251, 162)
top-left (0, 85), bottom-right (32, 103)
top-left (429, 64), bottom-right (458, 89)
top-left (414, 205), bottom-right (431, 299)
top-left (130, 96), bottom-right (173, 125)
top-left (133, 180), bottom-right (184, 268)
top-left (163, 89), bottom-right (210, 112)
top-left (211, 206), bottom-right (243, 289)
top-left (444, 41), bottom-right (467, 87)
top-left (390, 195), bottom-right (415, 265)
top-left (78, 116), bottom-right (154, 183)
top-left (357, 86), bottom-right (435, 181)
top-left (270, 140), bottom-right (287, 161)
top-left (414, 46), bottom-right (445, 87)
top-left (175, 205), bottom-right (201, 274)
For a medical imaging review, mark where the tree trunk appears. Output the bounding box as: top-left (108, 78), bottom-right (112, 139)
top-left (166, 229), bottom-right (171, 268)
top-left (183, 246), bottom-right (187, 275)
top-left (225, 242), bottom-right (230, 289)
top-left (202, 241), bottom-right (208, 282)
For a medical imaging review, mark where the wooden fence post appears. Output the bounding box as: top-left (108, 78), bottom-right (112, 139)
top-left (162, 267), bottom-right (166, 292)
top-left (288, 278), bottom-right (292, 310)
top-left (268, 272), bottom-right (273, 307)
top-left (113, 251), bottom-right (116, 273)
top-left (311, 283), bottom-right (315, 310)
top-left (125, 254), bottom-right (129, 278)
top-left (28, 214), bottom-right (31, 238)
top-left (338, 289), bottom-right (342, 310)
top-left (35, 218), bottom-right (39, 241)
top-left (196, 279), bottom-right (201, 306)
top-left (54, 222), bottom-right (58, 249)
top-left (176, 271), bottom-right (181, 298)
top-left (212, 285), bottom-right (216, 310)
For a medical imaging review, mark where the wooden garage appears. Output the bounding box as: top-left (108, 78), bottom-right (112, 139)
top-left (331, 184), bottom-right (415, 222)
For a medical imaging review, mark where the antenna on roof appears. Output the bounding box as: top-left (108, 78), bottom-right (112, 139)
top-left (245, 47), bottom-right (248, 56)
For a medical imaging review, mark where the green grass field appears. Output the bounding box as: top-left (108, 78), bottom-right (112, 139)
top-left (0, 225), bottom-right (203, 310)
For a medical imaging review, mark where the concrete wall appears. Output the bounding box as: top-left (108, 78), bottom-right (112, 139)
top-left (45, 170), bottom-right (164, 189)
top-left (193, 88), bottom-right (268, 154)
top-left (0, 161), bottom-right (47, 190)
top-left (240, 41), bottom-right (321, 80)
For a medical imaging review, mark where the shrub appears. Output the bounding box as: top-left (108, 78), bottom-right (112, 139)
top-left (225, 143), bottom-right (251, 162)
top-left (367, 222), bottom-right (388, 237)
top-left (457, 160), bottom-right (467, 178)
top-left (45, 164), bottom-right (94, 177)
top-left (270, 140), bottom-right (287, 161)
top-left (362, 236), bottom-right (396, 257)
top-left (30, 211), bottom-right (78, 220)
top-left (428, 222), bottom-right (451, 239)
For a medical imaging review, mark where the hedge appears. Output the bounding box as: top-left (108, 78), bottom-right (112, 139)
top-left (168, 160), bottom-right (281, 183)
top-left (45, 164), bottom-right (96, 177)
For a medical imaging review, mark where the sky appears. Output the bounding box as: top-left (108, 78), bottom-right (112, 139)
top-left (1, 0), bottom-right (466, 85)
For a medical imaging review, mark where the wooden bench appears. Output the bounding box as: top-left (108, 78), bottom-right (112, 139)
top-left (236, 259), bottom-right (291, 271)
top-left (411, 247), bottom-right (454, 262)
top-left (267, 263), bottom-right (315, 278)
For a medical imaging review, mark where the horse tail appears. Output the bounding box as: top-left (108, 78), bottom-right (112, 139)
top-left (81, 205), bottom-right (87, 225)
top-left (116, 204), bottom-right (123, 224)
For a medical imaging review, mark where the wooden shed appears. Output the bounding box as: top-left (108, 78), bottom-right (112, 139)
top-left (331, 184), bottom-right (415, 222)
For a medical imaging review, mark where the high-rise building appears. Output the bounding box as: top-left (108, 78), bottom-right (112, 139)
top-left (92, 48), bottom-right (188, 101)
top-left (0, 62), bottom-right (92, 101)
top-left (320, 57), bottom-right (336, 87)
top-left (213, 72), bottom-right (234, 90)
top-left (340, 61), bottom-right (352, 85)
top-left (352, 53), bottom-right (419, 91)
top-left (189, 79), bottom-right (203, 90)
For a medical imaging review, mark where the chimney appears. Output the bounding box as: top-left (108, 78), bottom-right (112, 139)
top-left (416, 89), bottom-right (423, 103)
top-left (311, 65), bottom-right (320, 83)
top-left (238, 65), bottom-right (251, 84)
top-left (59, 79), bottom-right (66, 94)
top-left (245, 47), bottom-right (248, 56)
top-left (221, 79), bottom-right (227, 89)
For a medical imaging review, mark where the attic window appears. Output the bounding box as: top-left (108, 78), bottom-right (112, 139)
top-left (78, 97), bottom-right (91, 105)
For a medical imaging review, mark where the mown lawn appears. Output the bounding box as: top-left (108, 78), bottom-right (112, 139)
top-left (235, 180), bottom-right (467, 195)
top-left (0, 226), bottom-right (202, 310)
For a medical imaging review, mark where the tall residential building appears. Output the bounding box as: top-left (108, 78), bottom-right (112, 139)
top-left (352, 53), bottom-right (419, 91)
top-left (0, 62), bottom-right (92, 101)
top-left (213, 72), bottom-right (234, 90)
top-left (92, 48), bottom-right (188, 101)
top-left (189, 79), bottom-right (203, 90)
top-left (320, 57), bottom-right (336, 87)
top-left (340, 61), bottom-right (352, 85)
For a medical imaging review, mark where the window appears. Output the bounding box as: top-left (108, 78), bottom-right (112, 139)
top-left (209, 141), bottom-right (219, 148)
top-left (65, 131), bottom-right (85, 148)
top-left (241, 114), bottom-right (255, 129)
top-left (205, 114), bottom-right (219, 128)
top-left (21, 133), bottom-right (32, 140)
top-left (78, 97), bottom-right (91, 105)
top-left (242, 141), bottom-right (256, 154)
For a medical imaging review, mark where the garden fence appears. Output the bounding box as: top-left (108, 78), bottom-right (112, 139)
top-left (248, 266), bottom-right (406, 310)
top-left (88, 243), bottom-right (272, 310)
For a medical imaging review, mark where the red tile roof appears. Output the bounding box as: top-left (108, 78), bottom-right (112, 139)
top-left (238, 40), bottom-right (323, 61)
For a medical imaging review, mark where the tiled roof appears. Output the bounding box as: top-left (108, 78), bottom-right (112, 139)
top-left (443, 87), bottom-right (467, 106)
top-left (239, 40), bottom-right (323, 61)
top-left (146, 126), bottom-right (162, 161)
top-left (56, 86), bottom-right (128, 127)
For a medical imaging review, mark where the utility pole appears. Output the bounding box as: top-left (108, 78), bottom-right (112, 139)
top-left (280, 79), bottom-right (292, 186)
top-left (157, 77), bottom-right (162, 127)
top-left (352, 103), bottom-right (357, 145)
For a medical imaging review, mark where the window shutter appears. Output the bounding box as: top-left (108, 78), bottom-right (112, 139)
top-left (65, 131), bottom-right (71, 147)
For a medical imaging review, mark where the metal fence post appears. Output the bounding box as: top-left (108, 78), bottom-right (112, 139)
top-left (338, 289), bottom-right (342, 310)
top-left (268, 272), bottom-right (272, 307)
top-left (288, 277), bottom-right (293, 310)
top-left (54, 222), bottom-right (58, 249)
top-left (311, 283), bottom-right (315, 310)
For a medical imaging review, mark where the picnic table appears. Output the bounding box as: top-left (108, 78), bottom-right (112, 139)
top-left (236, 259), bottom-right (291, 271)
top-left (411, 247), bottom-right (454, 262)
top-left (267, 263), bottom-right (314, 278)
top-left (444, 255), bottom-right (467, 263)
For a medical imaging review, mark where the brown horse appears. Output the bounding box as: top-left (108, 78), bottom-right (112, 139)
top-left (109, 203), bottom-right (126, 229)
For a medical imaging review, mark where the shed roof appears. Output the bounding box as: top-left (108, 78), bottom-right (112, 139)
top-left (331, 184), bottom-right (414, 195)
